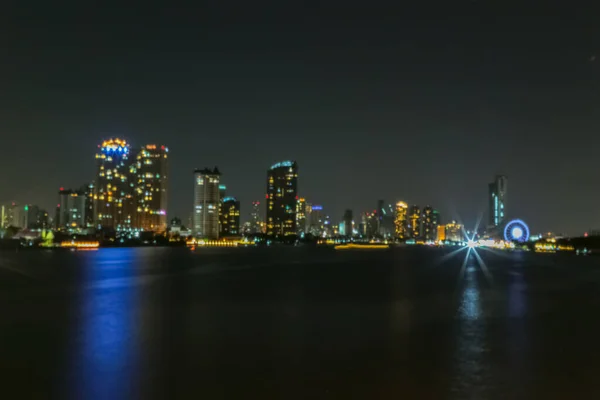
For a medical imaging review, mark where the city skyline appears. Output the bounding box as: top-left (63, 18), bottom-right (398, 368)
top-left (2, 3), bottom-right (600, 235)
top-left (0, 136), bottom-right (594, 236)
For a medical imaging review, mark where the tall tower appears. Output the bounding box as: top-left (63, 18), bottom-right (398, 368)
top-left (135, 144), bottom-right (169, 232)
top-left (422, 206), bottom-right (435, 242)
top-left (93, 138), bottom-right (136, 231)
top-left (343, 209), bottom-right (353, 237)
top-left (250, 201), bottom-right (263, 233)
top-left (408, 205), bottom-right (421, 239)
top-left (395, 201), bottom-right (408, 239)
top-left (296, 198), bottom-right (307, 235)
top-left (488, 175), bottom-right (507, 227)
top-left (58, 188), bottom-right (86, 231)
top-left (220, 197), bottom-right (240, 236)
top-left (266, 161), bottom-right (298, 237)
top-left (193, 167), bottom-right (221, 239)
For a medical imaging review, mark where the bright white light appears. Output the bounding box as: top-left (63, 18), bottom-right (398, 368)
top-left (512, 227), bottom-right (523, 239)
top-left (467, 239), bottom-right (477, 248)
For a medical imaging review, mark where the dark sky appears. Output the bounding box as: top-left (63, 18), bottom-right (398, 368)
top-left (1, 1), bottom-right (599, 235)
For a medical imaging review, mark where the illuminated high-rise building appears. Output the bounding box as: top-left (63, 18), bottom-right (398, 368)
top-left (93, 138), bottom-right (136, 230)
top-left (250, 201), bottom-right (263, 233)
top-left (220, 197), bottom-right (240, 236)
top-left (394, 201), bottom-right (408, 239)
top-left (266, 161), bottom-right (298, 237)
top-left (193, 167), bottom-right (221, 239)
top-left (296, 197), bottom-right (307, 234)
top-left (408, 205), bottom-right (421, 239)
top-left (58, 188), bottom-right (87, 231)
top-left (489, 175), bottom-right (507, 227)
top-left (8, 204), bottom-right (40, 229)
top-left (0, 205), bottom-right (8, 228)
top-left (135, 144), bottom-right (168, 232)
top-left (1, 203), bottom-right (16, 228)
top-left (422, 206), bottom-right (436, 242)
top-left (376, 199), bottom-right (385, 234)
top-left (437, 225), bottom-right (446, 241)
top-left (84, 183), bottom-right (94, 227)
top-left (308, 204), bottom-right (323, 236)
top-left (217, 184), bottom-right (227, 233)
top-left (364, 211), bottom-right (378, 238)
top-left (343, 209), bottom-right (353, 237)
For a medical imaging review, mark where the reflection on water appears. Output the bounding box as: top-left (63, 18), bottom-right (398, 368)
top-left (452, 254), bottom-right (489, 397)
top-left (70, 249), bottom-right (140, 400)
top-left (508, 269), bottom-right (527, 318)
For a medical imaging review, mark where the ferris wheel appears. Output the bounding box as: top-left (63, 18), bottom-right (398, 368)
top-left (504, 219), bottom-right (530, 242)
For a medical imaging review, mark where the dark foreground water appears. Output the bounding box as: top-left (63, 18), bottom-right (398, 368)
top-left (1, 246), bottom-right (600, 399)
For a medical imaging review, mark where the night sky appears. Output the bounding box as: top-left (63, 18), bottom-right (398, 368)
top-left (2, 2), bottom-right (599, 235)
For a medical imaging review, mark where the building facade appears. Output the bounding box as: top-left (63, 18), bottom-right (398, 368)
top-left (219, 197), bottom-right (240, 236)
top-left (437, 225), bottom-right (446, 241)
top-left (58, 188), bottom-right (87, 231)
top-left (135, 144), bottom-right (168, 232)
top-left (296, 197), bottom-right (307, 235)
top-left (408, 205), bottom-right (421, 239)
top-left (489, 175), bottom-right (507, 227)
top-left (250, 201), bottom-right (263, 234)
top-left (364, 211), bottom-right (378, 238)
top-left (266, 161), bottom-right (298, 237)
top-left (308, 204), bottom-right (323, 236)
top-left (395, 201), bottom-right (408, 239)
top-left (343, 209), bottom-right (353, 237)
top-left (445, 220), bottom-right (464, 242)
top-left (92, 138), bottom-right (136, 231)
top-left (421, 206), bottom-right (438, 242)
top-left (193, 167), bottom-right (221, 239)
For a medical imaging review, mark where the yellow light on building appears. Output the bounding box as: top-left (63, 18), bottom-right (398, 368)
top-left (395, 201), bottom-right (408, 239)
top-left (437, 224), bottom-right (446, 241)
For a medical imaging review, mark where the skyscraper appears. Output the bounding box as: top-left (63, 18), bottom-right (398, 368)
top-left (376, 199), bottom-right (385, 235)
top-left (343, 209), bottom-right (353, 237)
top-left (220, 197), bottom-right (240, 236)
top-left (422, 206), bottom-right (436, 242)
top-left (58, 188), bottom-right (87, 231)
top-left (135, 144), bottom-right (169, 232)
top-left (9, 204), bottom-right (40, 229)
top-left (489, 175), bottom-right (507, 227)
top-left (219, 185), bottom-right (227, 200)
top-left (193, 167), bottom-right (221, 239)
top-left (408, 205), bottom-right (421, 239)
top-left (432, 209), bottom-right (440, 240)
top-left (266, 161), bottom-right (298, 237)
top-left (84, 183), bottom-right (94, 227)
top-left (308, 204), bottom-right (323, 236)
top-left (395, 201), bottom-right (408, 239)
top-left (93, 138), bottom-right (136, 230)
top-left (296, 197), bottom-right (307, 235)
top-left (217, 184), bottom-right (227, 233)
top-left (250, 201), bottom-right (263, 233)
top-left (364, 211), bottom-right (378, 238)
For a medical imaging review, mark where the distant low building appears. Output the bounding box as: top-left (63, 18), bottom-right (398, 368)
top-left (445, 221), bottom-right (464, 242)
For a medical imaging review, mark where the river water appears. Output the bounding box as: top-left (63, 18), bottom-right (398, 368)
top-left (0, 246), bottom-right (599, 399)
